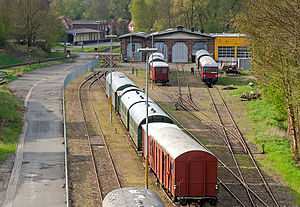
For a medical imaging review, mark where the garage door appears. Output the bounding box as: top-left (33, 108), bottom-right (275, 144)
top-left (126, 43), bottom-right (142, 62)
top-left (154, 42), bottom-right (168, 62)
top-left (172, 42), bottom-right (188, 63)
top-left (192, 41), bottom-right (208, 62)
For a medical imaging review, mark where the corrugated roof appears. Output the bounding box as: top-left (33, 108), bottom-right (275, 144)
top-left (72, 20), bottom-right (107, 25)
top-left (67, 29), bottom-right (100, 34)
top-left (210, 33), bottom-right (246, 37)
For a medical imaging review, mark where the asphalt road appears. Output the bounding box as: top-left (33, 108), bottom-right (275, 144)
top-left (2, 54), bottom-right (94, 207)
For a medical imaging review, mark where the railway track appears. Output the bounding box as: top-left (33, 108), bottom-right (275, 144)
top-left (78, 71), bottom-right (121, 205)
top-left (154, 67), bottom-right (280, 206)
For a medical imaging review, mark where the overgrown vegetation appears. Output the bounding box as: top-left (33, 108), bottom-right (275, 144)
top-left (236, 0), bottom-right (300, 161)
top-left (217, 75), bottom-right (300, 202)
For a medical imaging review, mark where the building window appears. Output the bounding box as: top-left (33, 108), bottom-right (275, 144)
top-left (218, 46), bottom-right (235, 58)
top-left (237, 47), bottom-right (251, 58)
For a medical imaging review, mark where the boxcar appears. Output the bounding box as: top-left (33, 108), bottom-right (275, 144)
top-left (195, 50), bottom-right (218, 86)
top-left (142, 123), bottom-right (218, 206)
top-left (128, 102), bottom-right (173, 150)
top-left (103, 187), bottom-right (165, 207)
top-left (106, 72), bottom-right (138, 110)
top-left (119, 90), bottom-right (155, 130)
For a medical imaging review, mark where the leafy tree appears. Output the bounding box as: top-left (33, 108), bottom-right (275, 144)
top-left (0, 5), bottom-right (6, 47)
top-left (109, 0), bottom-right (131, 20)
top-left (51, 0), bottom-right (84, 20)
top-left (236, 0), bottom-right (300, 160)
top-left (82, 0), bottom-right (110, 20)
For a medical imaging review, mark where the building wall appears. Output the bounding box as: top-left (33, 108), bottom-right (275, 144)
top-left (214, 36), bottom-right (249, 61)
top-left (121, 35), bottom-right (215, 63)
top-left (74, 33), bottom-right (99, 43)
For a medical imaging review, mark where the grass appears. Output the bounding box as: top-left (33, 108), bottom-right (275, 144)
top-left (0, 53), bottom-right (23, 66)
top-left (0, 59), bottom-right (73, 164)
top-left (52, 45), bottom-right (111, 53)
top-left (0, 87), bottom-right (23, 163)
top-left (219, 74), bottom-right (300, 203)
top-left (32, 51), bottom-right (67, 61)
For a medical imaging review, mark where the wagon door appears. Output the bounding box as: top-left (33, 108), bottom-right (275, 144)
top-left (188, 161), bottom-right (205, 196)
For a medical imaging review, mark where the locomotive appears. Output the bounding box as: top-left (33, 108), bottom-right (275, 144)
top-left (106, 72), bottom-right (218, 206)
top-left (195, 50), bottom-right (218, 86)
top-left (148, 52), bottom-right (169, 85)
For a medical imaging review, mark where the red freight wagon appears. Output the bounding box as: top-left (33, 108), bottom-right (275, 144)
top-left (142, 123), bottom-right (218, 206)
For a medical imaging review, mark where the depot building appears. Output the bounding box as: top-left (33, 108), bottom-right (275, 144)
top-left (119, 26), bottom-right (250, 67)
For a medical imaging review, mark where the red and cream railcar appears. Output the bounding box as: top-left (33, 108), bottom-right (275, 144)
top-left (142, 123), bottom-right (218, 206)
top-left (149, 52), bottom-right (169, 84)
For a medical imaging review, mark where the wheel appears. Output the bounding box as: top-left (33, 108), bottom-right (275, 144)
top-left (180, 199), bottom-right (187, 206)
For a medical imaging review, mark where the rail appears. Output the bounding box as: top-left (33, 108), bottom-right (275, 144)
top-left (62, 57), bottom-right (99, 207)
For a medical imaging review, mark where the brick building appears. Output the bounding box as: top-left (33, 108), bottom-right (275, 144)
top-left (119, 26), bottom-right (215, 63)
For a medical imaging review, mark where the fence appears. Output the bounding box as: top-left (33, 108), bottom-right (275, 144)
top-left (62, 58), bottom-right (99, 207)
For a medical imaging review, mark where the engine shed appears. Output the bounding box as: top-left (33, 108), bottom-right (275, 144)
top-left (120, 26), bottom-right (215, 63)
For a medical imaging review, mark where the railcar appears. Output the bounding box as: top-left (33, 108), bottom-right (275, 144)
top-left (119, 90), bottom-right (154, 129)
top-left (103, 187), bottom-right (165, 207)
top-left (149, 53), bottom-right (169, 84)
top-left (196, 50), bottom-right (218, 86)
top-left (127, 101), bottom-right (173, 150)
top-left (106, 72), bottom-right (138, 110)
top-left (142, 123), bottom-right (218, 206)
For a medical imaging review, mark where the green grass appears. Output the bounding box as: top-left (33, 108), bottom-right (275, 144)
top-left (0, 59), bottom-right (74, 163)
top-left (220, 75), bottom-right (300, 203)
top-left (32, 51), bottom-right (67, 61)
top-left (0, 53), bottom-right (23, 66)
top-left (52, 45), bottom-right (110, 53)
top-left (0, 88), bottom-right (23, 163)
top-left (112, 47), bottom-right (120, 53)
top-left (246, 99), bottom-right (300, 201)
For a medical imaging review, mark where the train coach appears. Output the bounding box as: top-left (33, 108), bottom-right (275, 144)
top-left (142, 123), bottom-right (218, 206)
top-left (195, 50), bottom-right (218, 86)
top-left (119, 89), bottom-right (173, 149)
top-left (149, 53), bottom-right (169, 84)
top-left (103, 187), bottom-right (165, 207)
top-left (106, 71), bottom-right (139, 110)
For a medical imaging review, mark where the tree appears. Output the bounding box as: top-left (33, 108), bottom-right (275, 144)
top-left (51, 0), bottom-right (84, 20)
top-left (109, 0), bottom-right (131, 20)
top-left (82, 0), bottom-right (110, 20)
top-left (10, 0), bottom-right (63, 49)
top-left (0, 5), bottom-right (6, 47)
top-left (236, 0), bottom-right (300, 160)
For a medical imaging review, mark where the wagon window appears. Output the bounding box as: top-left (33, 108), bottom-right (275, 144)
top-left (150, 141), bottom-right (152, 154)
top-left (162, 68), bottom-right (167, 74)
top-left (171, 163), bottom-right (174, 172)
top-left (204, 67), bottom-right (217, 74)
top-left (163, 154), bottom-right (166, 163)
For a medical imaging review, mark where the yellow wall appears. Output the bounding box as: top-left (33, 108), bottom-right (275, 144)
top-left (214, 36), bottom-right (249, 61)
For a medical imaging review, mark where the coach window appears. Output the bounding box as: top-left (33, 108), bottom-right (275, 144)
top-left (162, 68), bottom-right (167, 74)
top-left (171, 163), bottom-right (174, 172)
top-left (150, 141), bottom-right (152, 155)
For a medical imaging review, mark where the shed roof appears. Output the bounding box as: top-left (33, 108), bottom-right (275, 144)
top-left (67, 29), bottom-right (99, 34)
top-left (72, 20), bottom-right (107, 25)
top-left (143, 123), bottom-right (214, 159)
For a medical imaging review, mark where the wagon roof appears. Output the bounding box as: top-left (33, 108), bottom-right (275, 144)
top-left (151, 61), bottom-right (169, 67)
top-left (111, 76), bottom-right (137, 92)
top-left (117, 86), bottom-right (142, 98)
top-left (106, 71), bottom-right (126, 83)
top-left (143, 123), bottom-right (215, 159)
top-left (195, 49), bottom-right (211, 61)
top-left (102, 187), bottom-right (164, 207)
top-left (121, 90), bottom-right (154, 110)
top-left (129, 102), bottom-right (172, 126)
top-left (149, 53), bottom-right (165, 62)
top-left (200, 56), bottom-right (218, 68)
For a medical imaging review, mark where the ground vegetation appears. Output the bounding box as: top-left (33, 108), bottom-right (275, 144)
top-left (236, 0), bottom-right (300, 161)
